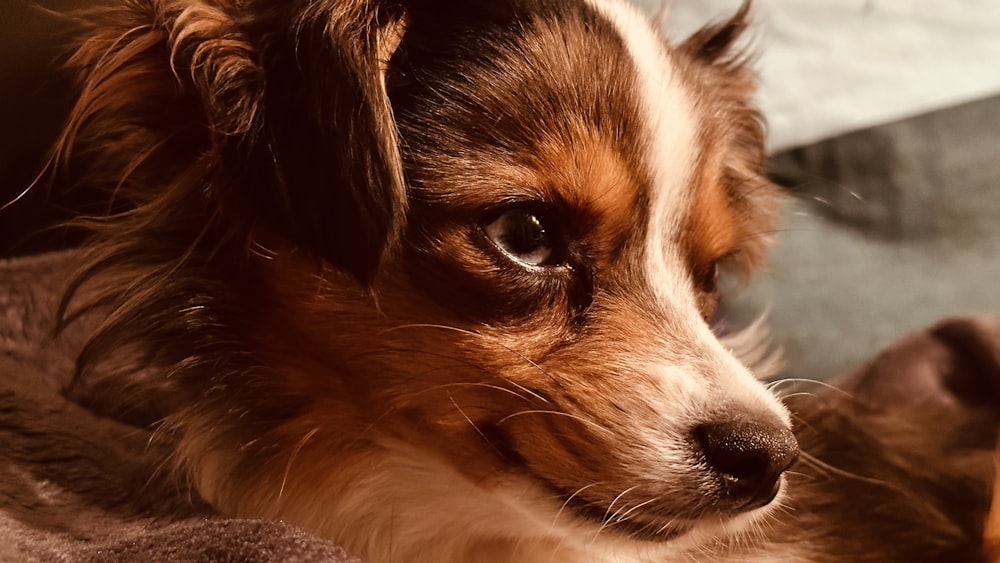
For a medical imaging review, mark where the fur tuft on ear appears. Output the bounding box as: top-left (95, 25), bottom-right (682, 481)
top-left (169, 2), bottom-right (265, 138)
top-left (679, 0), bottom-right (752, 64)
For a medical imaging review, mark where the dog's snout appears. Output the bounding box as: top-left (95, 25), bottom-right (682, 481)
top-left (694, 419), bottom-right (799, 509)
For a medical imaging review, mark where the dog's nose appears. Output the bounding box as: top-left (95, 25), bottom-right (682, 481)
top-left (694, 418), bottom-right (799, 509)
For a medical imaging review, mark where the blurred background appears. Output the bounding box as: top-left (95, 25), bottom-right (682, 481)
top-left (647, 0), bottom-right (1000, 380)
top-left (1, 0), bottom-right (998, 380)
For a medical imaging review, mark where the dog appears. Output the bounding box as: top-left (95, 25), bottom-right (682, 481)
top-left (54, 0), bottom-right (801, 561)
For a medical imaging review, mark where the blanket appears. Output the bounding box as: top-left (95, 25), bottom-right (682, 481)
top-left (0, 252), bottom-right (358, 562)
top-left (2, 250), bottom-right (998, 561)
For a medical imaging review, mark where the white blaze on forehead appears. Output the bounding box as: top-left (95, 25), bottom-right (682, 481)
top-left (582, 1), bottom-right (792, 430)
top-left (584, 0), bottom-right (699, 309)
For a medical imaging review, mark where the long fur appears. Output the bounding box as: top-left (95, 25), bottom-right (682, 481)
top-left (54, 1), bottom-right (810, 561)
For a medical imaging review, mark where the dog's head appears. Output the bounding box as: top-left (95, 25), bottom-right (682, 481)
top-left (63, 0), bottom-right (794, 559)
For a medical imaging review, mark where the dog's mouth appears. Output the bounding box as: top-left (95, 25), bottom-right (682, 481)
top-left (477, 427), bottom-right (689, 541)
top-left (541, 477), bottom-right (785, 544)
top-left (478, 421), bottom-right (790, 544)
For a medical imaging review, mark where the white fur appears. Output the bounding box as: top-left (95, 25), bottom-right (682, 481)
top-left (585, 0), bottom-right (789, 418)
top-left (199, 439), bottom-right (702, 563)
top-left (309, 441), bottom-right (795, 563)
top-left (584, 0), bottom-right (700, 313)
top-left (576, 4), bottom-right (794, 555)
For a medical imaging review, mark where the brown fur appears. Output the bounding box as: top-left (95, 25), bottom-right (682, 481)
top-left (56, 0), bottom-right (985, 561)
top-left (55, 0), bottom-right (779, 555)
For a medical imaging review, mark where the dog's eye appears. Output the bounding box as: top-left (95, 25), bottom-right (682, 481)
top-left (698, 261), bottom-right (720, 294)
top-left (483, 208), bottom-right (556, 267)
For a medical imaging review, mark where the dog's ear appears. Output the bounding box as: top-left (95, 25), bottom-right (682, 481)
top-left (676, 0), bottom-right (760, 178)
top-left (59, 0), bottom-right (408, 284)
top-left (676, 1), bottom-right (781, 276)
top-left (678, 0), bottom-right (752, 65)
top-left (241, 0), bottom-right (408, 283)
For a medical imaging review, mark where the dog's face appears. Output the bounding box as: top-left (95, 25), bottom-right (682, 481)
top-left (241, 0), bottom-right (793, 554)
top-left (64, 0), bottom-right (794, 560)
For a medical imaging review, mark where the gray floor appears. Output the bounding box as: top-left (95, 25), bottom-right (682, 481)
top-left (726, 95), bottom-right (1000, 380)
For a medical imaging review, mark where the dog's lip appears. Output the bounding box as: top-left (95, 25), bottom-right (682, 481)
top-left (535, 473), bottom-right (787, 543)
top-left (540, 480), bottom-right (692, 542)
top-left (483, 429), bottom-right (690, 540)
top-left (568, 496), bottom-right (692, 542)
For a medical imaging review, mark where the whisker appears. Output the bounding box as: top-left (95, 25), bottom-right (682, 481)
top-left (503, 379), bottom-right (552, 405)
top-left (767, 377), bottom-right (854, 399)
top-left (777, 391), bottom-right (820, 400)
top-left (797, 451), bottom-right (894, 490)
top-left (312, 330), bottom-right (555, 406)
top-left (0, 177), bottom-right (41, 213)
top-left (449, 392), bottom-right (506, 459)
top-left (278, 427), bottom-right (320, 501)
top-left (549, 481), bottom-right (604, 535)
top-left (363, 374), bottom-right (539, 420)
top-left (349, 362), bottom-right (550, 449)
top-left (796, 451), bottom-right (959, 527)
top-left (497, 410), bottom-right (613, 436)
top-left (604, 488), bottom-right (636, 522)
top-left (654, 517), bottom-right (682, 537)
top-left (611, 496), bottom-right (656, 523)
top-left (589, 485), bottom-right (639, 545)
top-left (418, 381), bottom-right (534, 403)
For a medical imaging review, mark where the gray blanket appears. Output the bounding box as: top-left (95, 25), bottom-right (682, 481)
top-left (0, 252), bottom-right (358, 562)
top-left (2, 250), bottom-right (998, 561)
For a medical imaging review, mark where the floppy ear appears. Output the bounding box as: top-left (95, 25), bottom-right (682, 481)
top-left (58, 0), bottom-right (408, 284)
top-left (242, 0), bottom-right (408, 282)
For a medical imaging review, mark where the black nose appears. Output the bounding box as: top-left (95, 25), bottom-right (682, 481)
top-left (694, 418), bottom-right (799, 509)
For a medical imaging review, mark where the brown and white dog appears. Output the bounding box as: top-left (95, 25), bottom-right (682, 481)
top-left (57, 0), bottom-right (799, 561)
